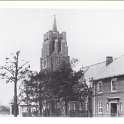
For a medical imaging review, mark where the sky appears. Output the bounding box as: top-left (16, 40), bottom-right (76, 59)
top-left (0, 8), bottom-right (124, 106)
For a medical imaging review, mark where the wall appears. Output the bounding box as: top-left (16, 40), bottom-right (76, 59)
top-left (92, 75), bottom-right (124, 117)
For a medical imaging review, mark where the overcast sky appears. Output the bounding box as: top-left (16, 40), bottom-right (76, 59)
top-left (0, 8), bottom-right (124, 106)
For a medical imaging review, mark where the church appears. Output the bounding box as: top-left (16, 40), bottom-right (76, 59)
top-left (39, 16), bottom-right (88, 117)
top-left (40, 16), bottom-right (70, 72)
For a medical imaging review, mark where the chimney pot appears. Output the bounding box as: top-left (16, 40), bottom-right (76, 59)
top-left (106, 56), bottom-right (113, 65)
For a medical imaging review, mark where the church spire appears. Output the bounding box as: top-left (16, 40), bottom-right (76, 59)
top-left (53, 15), bottom-right (57, 32)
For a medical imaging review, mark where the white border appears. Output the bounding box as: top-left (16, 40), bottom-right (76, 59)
top-left (0, 1), bottom-right (124, 9)
top-left (0, 1), bottom-right (124, 124)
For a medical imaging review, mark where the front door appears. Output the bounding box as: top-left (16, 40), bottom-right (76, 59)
top-left (111, 103), bottom-right (117, 117)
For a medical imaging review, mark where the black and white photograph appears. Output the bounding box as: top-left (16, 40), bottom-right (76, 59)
top-left (0, 2), bottom-right (124, 118)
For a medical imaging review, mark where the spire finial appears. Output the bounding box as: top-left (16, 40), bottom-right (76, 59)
top-left (53, 15), bottom-right (57, 32)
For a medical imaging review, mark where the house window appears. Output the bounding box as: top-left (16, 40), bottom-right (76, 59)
top-left (85, 102), bottom-right (88, 111)
top-left (73, 103), bottom-right (76, 111)
top-left (106, 103), bottom-right (109, 112)
top-left (79, 103), bottom-right (82, 111)
top-left (111, 78), bottom-right (117, 92)
top-left (69, 102), bottom-right (76, 111)
top-left (68, 103), bottom-right (71, 111)
top-left (98, 101), bottom-right (103, 114)
top-left (97, 81), bottom-right (103, 92)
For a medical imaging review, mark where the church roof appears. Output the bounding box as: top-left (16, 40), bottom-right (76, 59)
top-left (53, 15), bottom-right (57, 32)
top-left (83, 55), bottom-right (124, 81)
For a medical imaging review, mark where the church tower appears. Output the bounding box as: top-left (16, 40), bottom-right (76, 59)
top-left (40, 16), bottom-right (70, 72)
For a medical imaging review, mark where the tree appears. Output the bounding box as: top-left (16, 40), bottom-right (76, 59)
top-left (0, 105), bottom-right (10, 114)
top-left (43, 61), bottom-right (74, 116)
top-left (0, 51), bottom-right (30, 117)
top-left (34, 71), bottom-right (50, 116)
top-left (19, 58), bottom-right (89, 117)
top-left (19, 70), bottom-right (49, 117)
top-left (28, 71), bottom-right (48, 117)
top-left (18, 70), bottom-right (36, 116)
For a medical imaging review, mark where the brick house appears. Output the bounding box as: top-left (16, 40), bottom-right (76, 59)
top-left (84, 56), bottom-right (124, 117)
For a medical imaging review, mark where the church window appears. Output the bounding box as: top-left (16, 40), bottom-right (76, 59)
top-left (51, 39), bottom-right (55, 53)
top-left (58, 40), bottom-right (61, 52)
top-left (44, 60), bottom-right (46, 67)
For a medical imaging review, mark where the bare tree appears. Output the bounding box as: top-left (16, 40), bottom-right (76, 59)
top-left (0, 51), bottom-right (30, 117)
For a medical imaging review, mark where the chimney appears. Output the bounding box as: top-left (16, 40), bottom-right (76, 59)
top-left (106, 56), bottom-right (113, 65)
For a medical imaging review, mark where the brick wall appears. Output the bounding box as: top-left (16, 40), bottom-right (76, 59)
top-left (92, 75), bottom-right (124, 117)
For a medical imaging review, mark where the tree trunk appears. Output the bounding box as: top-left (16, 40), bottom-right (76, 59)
top-left (39, 100), bottom-right (42, 116)
top-left (51, 100), bottom-right (55, 116)
top-left (64, 97), bottom-right (68, 116)
top-left (14, 51), bottom-right (19, 117)
top-left (14, 81), bottom-right (18, 117)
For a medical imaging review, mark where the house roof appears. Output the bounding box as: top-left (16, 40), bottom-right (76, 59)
top-left (83, 55), bottom-right (124, 81)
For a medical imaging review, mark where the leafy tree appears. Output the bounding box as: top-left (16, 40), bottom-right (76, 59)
top-left (0, 51), bottom-right (30, 117)
top-left (19, 70), bottom-right (50, 116)
top-left (72, 69), bottom-right (88, 100)
top-left (32, 71), bottom-right (50, 116)
top-left (19, 59), bottom-right (89, 117)
top-left (18, 71), bottom-right (36, 116)
top-left (43, 61), bottom-right (75, 116)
